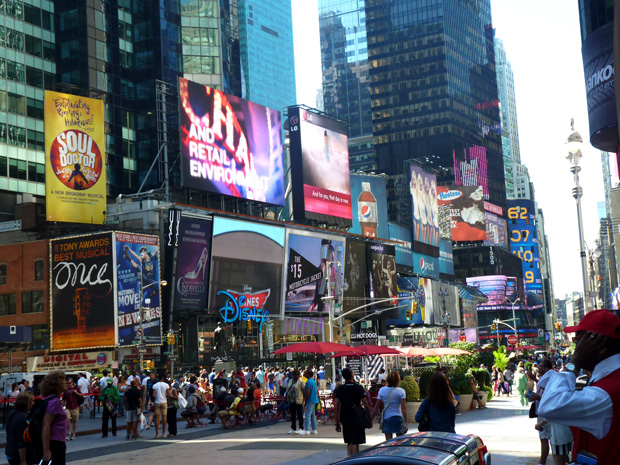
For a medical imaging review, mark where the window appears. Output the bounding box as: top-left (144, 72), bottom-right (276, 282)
top-left (0, 293), bottom-right (16, 315)
top-left (24, 5), bottom-right (42, 27)
top-left (22, 290), bottom-right (44, 314)
top-left (7, 93), bottom-right (25, 115)
top-left (26, 98), bottom-right (44, 120)
top-left (26, 66), bottom-right (43, 88)
top-left (26, 35), bottom-right (42, 57)
top-left (27, 129), bottom-right (44, 150)
top-left (31, 324), bottom-right (49, 350)
top-left (42, 41), bottom-right (54, 61)
top-left (34, 260), bottom-right (44, 281)
top-left (0, 264), bottom-right (6, 284)
top-left (6, 60), bottom-right (24, 83)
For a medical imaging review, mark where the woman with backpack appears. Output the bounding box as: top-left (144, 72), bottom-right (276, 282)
top-left (39, 371), bottom-right (68, 465)
top-left (5, 391), bottom-right (34, 465)
top-left (285, 369), bottom-right (304, 434)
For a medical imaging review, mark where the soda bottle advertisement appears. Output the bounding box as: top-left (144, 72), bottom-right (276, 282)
top-left (349, 174), bottom-right (389, 239)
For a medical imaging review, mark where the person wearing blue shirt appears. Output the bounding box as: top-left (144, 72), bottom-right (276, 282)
top-left (298, 369), bottom-right (320, 435)
top-left (317, 366), bottom-right (327, 391)
top-left (415, 373), bottom-right (456, 433)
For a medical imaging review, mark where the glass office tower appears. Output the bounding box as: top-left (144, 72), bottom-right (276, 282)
top-left (0, 0), bottom-right (55, 219)
top-left (238, 0), bottom-right (296, 112)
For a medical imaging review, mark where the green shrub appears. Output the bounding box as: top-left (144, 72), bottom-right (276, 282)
top-left (482, 385), bottom-right (493, 401)
top-left (418, 369), bottom-right (435, 398)
top-left (493, 345), bottom-right (510, 372)
top-left (400, 375), bottom-right (420, 402)
top-left (479, 351), bottom-right (495, 369)
top-left (448, 371), bottom-right (473, 395)
top-left (468, 368), bottom-right (491, 387)
top-left (441, 342), bottom-right (479, 372)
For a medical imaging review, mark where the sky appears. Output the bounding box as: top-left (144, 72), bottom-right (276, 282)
top-left (292, 0), bottom-right (606, 300)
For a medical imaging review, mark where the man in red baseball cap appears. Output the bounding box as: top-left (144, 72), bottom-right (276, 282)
top-left (538, 309), bottom-right (620, 465)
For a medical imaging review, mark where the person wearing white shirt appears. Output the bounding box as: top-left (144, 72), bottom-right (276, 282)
top-left (152, 373), bottom-right (170, 439)
top-left (77, 373), bottom-right (91, 417)
top-left (99, 370), bottom-right (110, 388)
top-left (538, 310), bottom-right (620, 465)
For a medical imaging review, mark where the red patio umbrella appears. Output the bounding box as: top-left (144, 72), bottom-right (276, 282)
top-left (272, 341), bottom-right (361, 355)
top-left (398, 346), bottom-right (439, 357)
top-left (330, 345), bottom-right (402, 358)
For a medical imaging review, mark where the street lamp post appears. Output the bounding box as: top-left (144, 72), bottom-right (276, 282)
top-left (508, 297), bottom-right (520, 338)
top-left (439, 287), bottom-right (450, 346)
top-left (566, 119), bottom-right (592, 312)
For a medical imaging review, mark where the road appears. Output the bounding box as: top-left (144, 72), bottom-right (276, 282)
top-left (17, 394), bottom-right (541, 465)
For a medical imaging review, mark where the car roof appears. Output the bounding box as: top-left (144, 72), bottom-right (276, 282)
top-left (333, 432), bottom-right (480, 465)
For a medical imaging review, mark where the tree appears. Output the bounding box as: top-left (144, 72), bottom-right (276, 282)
top-left (493, 345), bottom-right (510, 371)
top-left (442, 341), bottom-right (478, 372)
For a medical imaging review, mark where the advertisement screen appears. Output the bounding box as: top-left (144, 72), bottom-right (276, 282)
top-left (179, 78), bottom-right (285, 205)
top-left (465, 275), bottom-right (523, 311)
top-left (285, 231), bottom-right (345, 313)
top-left (484, 212), bottom-right (507, 248)
top-left (173, 216), bottom-right (212, 311)
top-left (50, 233), bottom-right (115, 350)
top-left (430, 281), bottom-right (461, 327)
top-left (288, 107), bottom-right (352, 225)
top-left (115, 233), bottom-right (162, 347)
top-left (410, 163), bottom-right (439, 247)
top-left (437, 185), bottom-right (486, 241)
top-left (210, 218), bottom-right (285, 318)
top-left (367, 242), bottom-right (397, 312)
top-left (386, 277), bottom-right (433, 326)
top-left (343, 240), bottom-right (367, 313)
top-left (508, 200), bottom-right (544, 310)
top-left (349, 174), bottom-right (389, 239)
top-left (388, 223), bottom-right (413, 268)
top-left (44, 91), bottom-right (106, 224)
top-left (453, 146), bottom-right (489, 199)
top-left (412, 251), bottom-right (439, 279)
top-left (439, 239), bottom-right (454, 275)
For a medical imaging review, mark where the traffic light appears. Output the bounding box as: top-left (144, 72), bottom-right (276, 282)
top-left (406, 306), bottom-right (412, 321)
top-left (248, 319), bottom-right (252, 331)
top-left (167, 333), bottom-right (176, 345)
top-left (411, 301), bottom-right (418, 314)
top-left (555, 322), bottom-right (561, 330)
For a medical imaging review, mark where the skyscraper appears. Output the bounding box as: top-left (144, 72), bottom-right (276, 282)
top-left (494, 37), bottom-right (521, 199)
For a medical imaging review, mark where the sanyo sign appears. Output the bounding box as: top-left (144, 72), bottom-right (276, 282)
top-left (586, 64), bottom-right (614, 93)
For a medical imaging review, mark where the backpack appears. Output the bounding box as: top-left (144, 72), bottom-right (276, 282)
top-left (23, 396), bottom-right (54, 460)
top-left (287, 381), bottom-right (297, 404)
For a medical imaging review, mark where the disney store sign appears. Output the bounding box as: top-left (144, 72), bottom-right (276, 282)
top-left (218, 288), bottom-right (270, 331)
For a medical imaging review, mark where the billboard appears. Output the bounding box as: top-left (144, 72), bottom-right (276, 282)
top-left (410, 164), bottom-right (439, 247)
top-left (430, 281), bottom-right (461, 327)
top-left (484, 212), bottom-right (507, 248)
top-left (50, 233), bottom-right (115, 350)
top-left (388, 223), bottom-right (413, 268)
top-left (438, 239), bottom-right (454, 275)
top-left (343, 240), bottom-right (367, 313)
top-left (210, 218), bottom-right (285, 319)
top-left (173, 216), bottom-right (212, 311)
top-left (285, 230), bottom-right (345, 313)
top-left (44, 91), bottom-right (106, 224)
top-left (179, 78), bottom-right (285, 205)
top-left (367, 242), bottom-right (397, 312)
top-left (412, 251), bottom-right (439, 279)
top-left (349, 174), bottom-right (389, 238)
top-left (288, 107), bottom-right (352, 226)
top-left (453, 146), bottom-right (489, 199)
top-left (507, 200), bottom-right (544, 310)
top-left (437, 185), bottom-right (486, 241)
top-left (465, 275), bottom-right (523, 311)
top-left (115, 233), bottom-right (162, 347)
top-left (386, 277), bottom-right (433, 326)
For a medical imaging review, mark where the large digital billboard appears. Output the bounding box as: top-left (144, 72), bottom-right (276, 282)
top-left (437, 185), bottom-right (486, 242)
top-left (367, 242), bottom-right (397, 313)
top-left (349, 174), bottom-right (389, 239)
top-left (438, 240), bottom-right (454, 276)
top-left (453, 146), bottom-right (489, 199)
top-left (508, 200), bottom-right (544, 310)
top-left (343, 240), bottom-right (366, 313)
top-left (288, 107), bottom-right (352, 226)
top-left (44, 92), bottom-right (106, 224)
top-left (465, 275), bottom-right (523, 311)
top-left (179, 78), bottom-right (285, 205)
top-left (410, 163), bottom-right (439, 247)
top-left (210, 218), bottom-right (285, 318)
top-left (115, 233), bottom-right (162, 347)
top-left (430, 281), bottom-right (461, 327)
top-left (412, 251), bottom-right (439, 280)
top-left (484, 212), bottom-right (507, 248)
top-left (388, 223), bottom-right (413, 268)
top-left (173, 216), bottom-right (212, 311)
top-left (386, 277), bottom-right (433, 326)
top-left (285, 230), bottom-right (345, 313)
top-left (50, 233), bottom-right (115, 350)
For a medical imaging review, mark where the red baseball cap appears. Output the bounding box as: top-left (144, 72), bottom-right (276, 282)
top-left (563, 309), bottom-right (620, 339)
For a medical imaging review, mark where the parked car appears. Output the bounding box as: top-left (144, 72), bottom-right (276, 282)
top-left (331, 432), bottom-right (491, 465)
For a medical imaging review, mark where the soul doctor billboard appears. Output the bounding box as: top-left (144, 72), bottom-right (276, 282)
top-left (288, 106), bottom-right (352, 227)
top-left (179, 78), bottom-right (285, 205)
top-left (44, 91), bottom-right (106, 224)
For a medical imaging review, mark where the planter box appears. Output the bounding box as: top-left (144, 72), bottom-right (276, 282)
top-left (406, 401), bottom-right (422, 423)
top-left (473, 391), bottom-right (488, 409)
top-left (456, 394), bottom-right (473, 413)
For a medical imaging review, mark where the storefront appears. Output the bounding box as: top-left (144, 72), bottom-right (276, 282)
top-left (27, 351), bottom-right (114, 372)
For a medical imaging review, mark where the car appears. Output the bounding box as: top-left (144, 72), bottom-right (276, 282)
top-left (331, 432), bottom-right (492, 465)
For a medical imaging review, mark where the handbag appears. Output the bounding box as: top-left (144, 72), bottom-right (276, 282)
top-left (417, 400), bottom-right (430, 432)
top-left (353, 404), bottom-right (371, 429)
top-left (529, 401), bottom-right (537, 418)
top-left (379, 387), bottom-right (397, 430)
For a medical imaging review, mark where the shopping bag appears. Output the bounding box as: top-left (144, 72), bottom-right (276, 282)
top-left (178, 394), bottom-right (187, 409)
top-left (139, 413), bottom-right (147, 431)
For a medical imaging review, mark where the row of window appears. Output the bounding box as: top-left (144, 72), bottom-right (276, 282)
top-left (0, 156), bottom-right (45, 182)
top-left (0, 261), bottom-right (44, 284)
top-left (0, 290), bottom-right (44, 315)
top-left (0, 26), bottom-right (55, 60)
top-left (1, 1), bottom-right (53, 31)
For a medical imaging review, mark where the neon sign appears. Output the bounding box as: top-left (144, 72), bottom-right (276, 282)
top-left (218, 289), bottom-right (270, 331)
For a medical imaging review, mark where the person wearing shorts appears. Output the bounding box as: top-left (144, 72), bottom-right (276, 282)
top-left (62, 378), bottom-right (82, 441)
top-left (125, 379), bottom-right (143, 439)
top-left (152, 373), bottom-right (170, 438)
